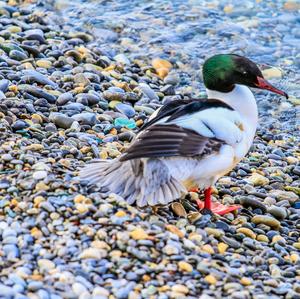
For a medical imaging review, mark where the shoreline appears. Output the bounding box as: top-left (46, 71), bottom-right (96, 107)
top-left (0, 1), bottom-right (299, 298)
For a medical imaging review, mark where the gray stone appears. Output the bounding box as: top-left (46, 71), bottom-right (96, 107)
top-left (268, 206), bottom-right (287, 220)
top-left (139, 83), bottom-right (159, 101)
top-left (0, 284), bottom-right (15, 296)
top-left (114, 54), bottom-right (130, 65)
top-left (240, 196), bottom-right (267, 212)
top-left (24, 29), bottom-right (45, 43)
top-left (72, 112), bottom-right (97, 125)
top-left (18, 84), bottom-right (56, 103)
top-left (21, 70), bottom-right (57, 88)
top-left (63, 103), bottom-right (86, 112)
top-left (0, 79), bottom-right (9, 92)
top-left (57, 92), bottom-right (74, 105)
top-left (9, 50), bottom-right (28, 61)
top-left (50, 113), bottom-right (75, 129)
top-left (115, 103), bottom-right (135, 118)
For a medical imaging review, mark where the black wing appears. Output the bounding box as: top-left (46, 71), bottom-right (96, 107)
top-left (140, 98), bottom-right (233, 131)
top-left (120, 124), bottom-right (223, 161)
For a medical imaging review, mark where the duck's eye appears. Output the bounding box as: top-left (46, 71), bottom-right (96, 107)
top-left (242, 71), bottom-right (248, 75)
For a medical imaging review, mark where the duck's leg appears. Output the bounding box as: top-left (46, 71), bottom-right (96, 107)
top-left (204, 187), bottom-right (212, 210)
top-left (195, 187), bottom-right (240, 215)
top-left (195, 187), bottom-right (213, 215)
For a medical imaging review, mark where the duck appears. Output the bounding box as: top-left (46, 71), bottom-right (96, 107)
top-left (80, 54), bottom-right (288, 215)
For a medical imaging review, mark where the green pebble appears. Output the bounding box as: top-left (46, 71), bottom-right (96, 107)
top-left (0, 43), bottom-right (24, 54)
top-left (15, 130), bottom-right (31, 138)
top-left (114, 117), bottom-right (136, 129)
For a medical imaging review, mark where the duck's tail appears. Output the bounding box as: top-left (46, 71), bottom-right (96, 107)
top-left (80, 158), bottom-right (186, 207)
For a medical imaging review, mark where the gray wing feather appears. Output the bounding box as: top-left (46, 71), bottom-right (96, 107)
top-left (120, 124), bottom-right (223, 161)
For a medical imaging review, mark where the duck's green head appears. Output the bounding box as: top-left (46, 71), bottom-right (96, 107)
top-left (202, 54), bottom-right (288, 98)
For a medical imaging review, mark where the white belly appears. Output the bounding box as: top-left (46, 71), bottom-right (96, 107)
top-left (151, 84), bottom-right (258, 191)
top-left (164, 126), bottom-right (255, 190)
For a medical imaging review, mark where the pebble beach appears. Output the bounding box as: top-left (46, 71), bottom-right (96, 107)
top-left (0, 0), bottom-right (299, 298)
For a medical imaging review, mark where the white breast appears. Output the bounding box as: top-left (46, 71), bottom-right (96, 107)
top-left (166, 85), bottom-right (259, 188)
top-left (207, 84), bottom-right (258, 140)
top-left (208, 85), bottom-right (258, 162)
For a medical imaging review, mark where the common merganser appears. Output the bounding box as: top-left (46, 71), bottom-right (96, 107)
top-left (80, 54), bottom-right (288, 215)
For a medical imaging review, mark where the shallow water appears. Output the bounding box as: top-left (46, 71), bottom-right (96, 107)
top-left (55, 0), bottom-right (300, 96)
top-left (52, 1), bottom-right (299, 109)
top-left (57, 3), bottom-right (298, 56)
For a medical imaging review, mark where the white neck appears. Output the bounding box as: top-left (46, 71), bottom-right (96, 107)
top-left (206, 84), bottom-right (258, 131)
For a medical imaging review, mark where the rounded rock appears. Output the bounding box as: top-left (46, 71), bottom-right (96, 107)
top-left (267, 206), bottom-right (287, 220)
top-left (251, 215), bottom-right (281, 229)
